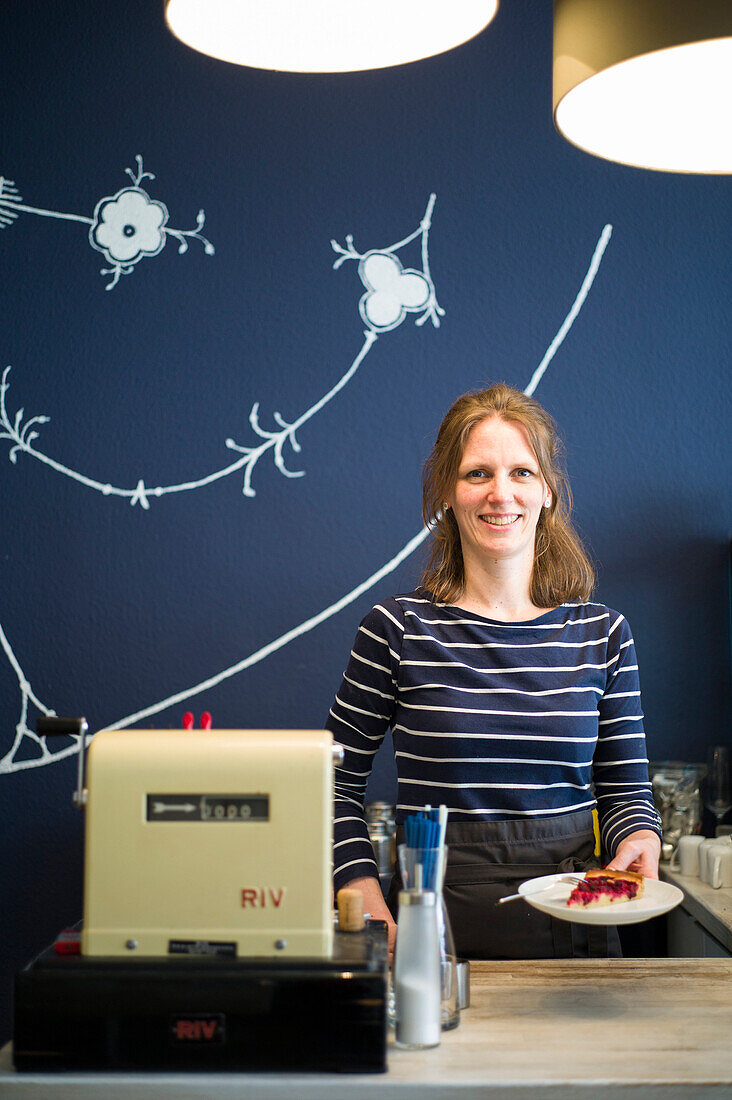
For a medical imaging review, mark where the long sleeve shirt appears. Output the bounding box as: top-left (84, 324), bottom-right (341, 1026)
top-left (327, 591), bottom-right (662, 893)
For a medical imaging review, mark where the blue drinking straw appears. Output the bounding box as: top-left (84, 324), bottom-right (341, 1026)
top-left (404, 808), bottom-right (445, 889)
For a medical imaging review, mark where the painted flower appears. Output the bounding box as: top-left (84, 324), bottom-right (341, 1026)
top-left (358, 251), bottom-right (431, 332)
top-left (89, 187), bottom-right (168, 265)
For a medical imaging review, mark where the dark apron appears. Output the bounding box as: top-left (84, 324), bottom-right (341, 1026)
top-left (386, 810), bottom-right (621, 959)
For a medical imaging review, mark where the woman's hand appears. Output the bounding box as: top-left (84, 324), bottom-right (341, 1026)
top-left (605, 829), bottom-right (662, 879)
top-left (341, 875), bottom-right (397, 961)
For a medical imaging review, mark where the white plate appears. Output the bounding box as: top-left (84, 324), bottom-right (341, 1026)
top-left (518, 873), bottom-right (684, 925)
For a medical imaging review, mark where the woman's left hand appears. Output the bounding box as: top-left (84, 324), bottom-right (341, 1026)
top-left (605, 829), bottom-right (662, 880)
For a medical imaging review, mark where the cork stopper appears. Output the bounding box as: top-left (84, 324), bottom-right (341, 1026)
top-left (337, 887), bottom-right (365, 932)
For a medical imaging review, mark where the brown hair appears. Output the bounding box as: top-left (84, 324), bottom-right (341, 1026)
top-left (421, 383), bottom-right (595, 607)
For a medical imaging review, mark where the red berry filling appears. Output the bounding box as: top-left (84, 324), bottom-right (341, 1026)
top-left (567, 875), bottom-right (639, 908)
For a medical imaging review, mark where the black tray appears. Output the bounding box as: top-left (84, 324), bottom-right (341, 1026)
top-left (13, 923), bottom-right (388, 1073)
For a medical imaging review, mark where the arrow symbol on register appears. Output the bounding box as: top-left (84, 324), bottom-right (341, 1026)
top-left (152, 802), bottom-right (197, 814)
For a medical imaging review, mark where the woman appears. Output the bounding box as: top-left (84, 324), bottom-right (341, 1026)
top-left (327, 384), bottom-right (662, 958)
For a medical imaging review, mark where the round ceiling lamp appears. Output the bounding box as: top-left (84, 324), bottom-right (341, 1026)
top-left (165, 0), bottom-right (499, 74)
top-left (553, 0), bottom-right (732, 173)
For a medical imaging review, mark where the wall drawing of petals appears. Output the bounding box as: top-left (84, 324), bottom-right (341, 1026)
top-left (0, 156), bottom-right (212, 289)
top-left (90, 188), bottom-right (168, 264)
top-left (358, 251), bottom-right (433, 331)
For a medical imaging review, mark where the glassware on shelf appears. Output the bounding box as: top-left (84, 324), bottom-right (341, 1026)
top-left (650, 761), bottom-right (706, 861)
top-left (705, 745), bottom-right (731, 834)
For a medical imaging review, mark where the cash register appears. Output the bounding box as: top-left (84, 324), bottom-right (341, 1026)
top-left (13, 718), bottom-right (387, 1072)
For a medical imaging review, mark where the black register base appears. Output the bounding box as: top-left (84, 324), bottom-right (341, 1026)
top-left (14, 924), bottom-right (388, 1074)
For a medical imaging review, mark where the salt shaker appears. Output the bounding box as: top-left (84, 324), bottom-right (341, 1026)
top-left (394, 888), bottom-right (441, 1049)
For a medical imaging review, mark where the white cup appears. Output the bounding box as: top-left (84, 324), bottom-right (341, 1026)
top-left (708, 841), bottom-right (732, 889)
top-left (699, 837), bottom-right (718, 883)
top-left (670, 834), bottom-right (705, 877)
top-left (700, 835), bottom-right (732, 883)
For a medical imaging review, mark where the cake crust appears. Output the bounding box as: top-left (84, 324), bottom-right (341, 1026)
top-left (584, 867), bottom-right (644, 896)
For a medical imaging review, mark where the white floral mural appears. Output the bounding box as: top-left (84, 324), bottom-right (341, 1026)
top-left (358, 252), bottom-right (432, 331)
top-left (0, 221), bottom-right (613, 776)
top-left (0, 156), bottom-right (214, 290)
top-left (1, 195), bottom-right (442, 507)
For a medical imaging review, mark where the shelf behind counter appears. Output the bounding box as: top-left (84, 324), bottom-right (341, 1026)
top-left (661, 863), bottom-right (732, 957)
top-left (2, 958), bottom-right (732, 1098)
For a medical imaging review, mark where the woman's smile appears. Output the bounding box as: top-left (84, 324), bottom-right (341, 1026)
top-left (479, 513), bottom-right (520, 527)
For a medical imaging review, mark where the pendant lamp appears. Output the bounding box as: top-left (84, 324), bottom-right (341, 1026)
top-left (165, 0), bottom-right (499, 74)
top-left (553, 0), bottom-right (732, 173)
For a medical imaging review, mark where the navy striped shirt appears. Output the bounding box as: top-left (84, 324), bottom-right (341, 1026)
top-left (327, 591), bottom-right (662, 892)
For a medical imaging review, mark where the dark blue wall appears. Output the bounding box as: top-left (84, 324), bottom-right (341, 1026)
top-left (1, 0), bottom-right (730, 1041)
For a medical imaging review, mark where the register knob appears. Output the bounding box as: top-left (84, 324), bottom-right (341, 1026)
top-left (37, 716), bottom-right (88, 738)
top-left (337, 888), bottom-right (365, 932)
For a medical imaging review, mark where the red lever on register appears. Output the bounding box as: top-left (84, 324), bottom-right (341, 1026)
top-left (182, 712), bottom-right (194, 730)
top-left (200, 712), bottom-right (212, 730)
top-left (54, 929), bottom-right (81, 956)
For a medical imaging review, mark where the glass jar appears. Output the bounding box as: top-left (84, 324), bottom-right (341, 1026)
top-left (650, 762), bottom-right (706, 861)
top-left (396, 843), bottom-right (459, 1031)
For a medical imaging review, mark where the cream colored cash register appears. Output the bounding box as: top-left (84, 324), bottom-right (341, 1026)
top-left (13, 718), bottom-right (388, 1073)
top-left (83, 726), bottom-right (334, 959)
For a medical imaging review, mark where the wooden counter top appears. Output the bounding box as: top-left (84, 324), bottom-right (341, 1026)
top-left (2, 958), bottom-right (731, 1098)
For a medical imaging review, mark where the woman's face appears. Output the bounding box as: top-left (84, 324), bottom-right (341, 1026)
top-left (447, 415), bottom-right (549, 574)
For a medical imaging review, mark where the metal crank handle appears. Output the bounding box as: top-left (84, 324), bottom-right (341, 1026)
top-left (37, 716), bottom-right (89, 808)
top-left (497, 875), bottom-right (584, 905)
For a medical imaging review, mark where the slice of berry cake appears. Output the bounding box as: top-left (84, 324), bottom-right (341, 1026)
top-left (567, 868), bottom-right (644, 908)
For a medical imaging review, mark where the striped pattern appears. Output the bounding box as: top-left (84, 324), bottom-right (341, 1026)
top-left (328, 592), bottom-right (662, 892)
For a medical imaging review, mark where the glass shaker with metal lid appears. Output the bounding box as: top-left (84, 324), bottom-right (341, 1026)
top-left (393, 887), bottom-right (441, 1050)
